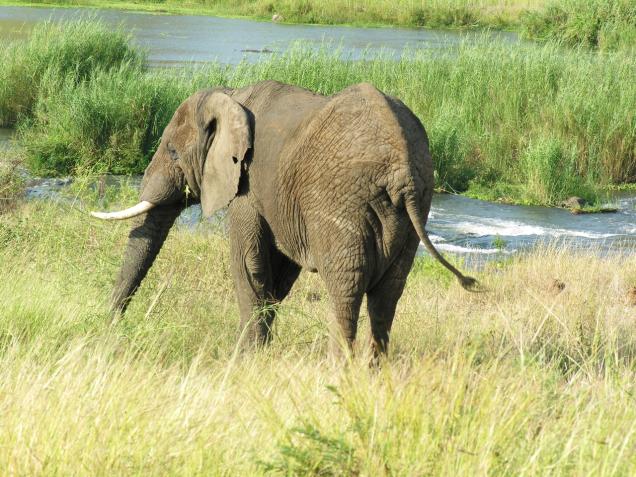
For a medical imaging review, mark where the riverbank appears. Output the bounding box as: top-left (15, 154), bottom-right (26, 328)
top-left (2, 0), bottom-right (635, 50)
top-left (2, 194), bottom-right (636, 474)
top-left (0, 0), bottom-right (545, 29)
top-left (3, 20), bottom-right (635, 207)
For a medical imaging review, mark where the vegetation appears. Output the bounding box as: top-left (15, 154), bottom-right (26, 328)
top-left (20, 65), bottom-right (191, 175)
top-left (5, 20), bottom-right (633, 206)
top-left (1, 7), bottom-right (634, 474)
top-left (1, 186), bottom-right (636, 474)
top-left (3, 0), bottom-right (636, 50)
top-left (522, 0), bottom-right (636, 51)
top-left (0, 0), bottom-right (551, 30)
top-left (0, 156), bottom-right (24, 213)
top-left (0, 19), bottom-right (143, 127)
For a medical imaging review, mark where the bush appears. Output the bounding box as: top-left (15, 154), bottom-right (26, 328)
top-left (411, 5), bottom-right (478, 28)
top-left (428, 117), bottom-right (475, 193)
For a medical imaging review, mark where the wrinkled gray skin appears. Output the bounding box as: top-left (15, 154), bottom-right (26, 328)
top-left (102, 80), bottom-right (475, 357)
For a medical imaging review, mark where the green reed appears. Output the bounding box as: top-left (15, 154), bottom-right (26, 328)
top-left (14, 29), bottom-right (635, 205)
top-left (0, 18), bottom-right (143, 127)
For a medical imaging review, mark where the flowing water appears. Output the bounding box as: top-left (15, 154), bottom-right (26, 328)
top-left (429, 193), bottom-right (636, 264)
top-left (1, 7), bottom-right (633, 264)
top-left (0, 6), bottom-right (517, 66)
top-left (13, 167), bottom-right (636, 264)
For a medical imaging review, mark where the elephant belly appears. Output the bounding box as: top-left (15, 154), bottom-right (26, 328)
top-left (274, 237), bottom-right (319, 272)
top-left (298, 193), bottom-right (415, 285)
top-left (271, 191), bottom-right (415, 285)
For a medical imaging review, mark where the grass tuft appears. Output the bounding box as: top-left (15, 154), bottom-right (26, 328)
top-left (0, 158), bottom-right (24, 214)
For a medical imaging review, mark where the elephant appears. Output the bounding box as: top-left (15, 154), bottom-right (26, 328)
top-left (91, 80), bottom-right (476, 357)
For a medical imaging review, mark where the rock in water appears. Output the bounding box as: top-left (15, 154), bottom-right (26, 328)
top-left (560, 196), bottom-right (587, 209)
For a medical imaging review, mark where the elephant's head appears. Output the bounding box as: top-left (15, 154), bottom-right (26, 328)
top-left (91, 89), bottom-right (252, 315)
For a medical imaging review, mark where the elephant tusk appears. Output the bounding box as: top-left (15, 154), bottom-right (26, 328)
top-left (90, 201), bottom-right (156, 221)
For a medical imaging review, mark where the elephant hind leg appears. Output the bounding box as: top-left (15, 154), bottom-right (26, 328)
top-left (318, 250), bottom-right (368, 358)
top-left (328, 293), bottom-right (364, 358)
top-left (367, 233), bottom-right (420, 359)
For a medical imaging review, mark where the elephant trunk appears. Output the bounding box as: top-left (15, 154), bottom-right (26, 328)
top-left (110, 203), bottom-right (183, 316)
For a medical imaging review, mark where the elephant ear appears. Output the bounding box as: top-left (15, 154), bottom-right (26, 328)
top-left (197, 90), bottom-right (252, 217)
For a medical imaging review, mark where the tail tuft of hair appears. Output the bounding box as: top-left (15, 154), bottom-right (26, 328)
top-left (459, 275), bottom-right (478, 291)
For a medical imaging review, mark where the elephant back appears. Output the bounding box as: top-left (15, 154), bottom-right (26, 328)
top-left (278, 82), bottom-right (432, 215)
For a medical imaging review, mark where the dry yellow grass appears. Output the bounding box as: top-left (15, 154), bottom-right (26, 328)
top-left (1, 196), bottom-right (636, 475)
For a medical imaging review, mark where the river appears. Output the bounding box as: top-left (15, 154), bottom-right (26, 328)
top-left (1, 6), bottom-right (634, 263)
top-left (7, 140), bottom-right (635, 264)
top-left (0, 5), bottom-right (517, 66)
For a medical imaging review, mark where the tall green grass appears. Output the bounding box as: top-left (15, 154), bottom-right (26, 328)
top-left (21, 65), bottom-right (194, 175)
top-left (522, 0), bottom-right (636, 51)
top-left (2, 193), bottom-right (636, 474)
top-left (15, 29), bottom-right (636, 205)
top-left (0, 18), bottom-right (143, 127)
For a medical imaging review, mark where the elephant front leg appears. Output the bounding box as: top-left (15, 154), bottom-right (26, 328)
top-left (229, 199), bottom-right (276, 348)
top-left (232, 262), bottom-right (275, 348)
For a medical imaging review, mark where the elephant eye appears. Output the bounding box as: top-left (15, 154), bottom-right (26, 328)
top-left (167, 143), bottom-right (179, 161)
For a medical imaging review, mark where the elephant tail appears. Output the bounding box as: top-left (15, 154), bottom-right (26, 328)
top-left (405, 198), bottom-right (478, 291)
